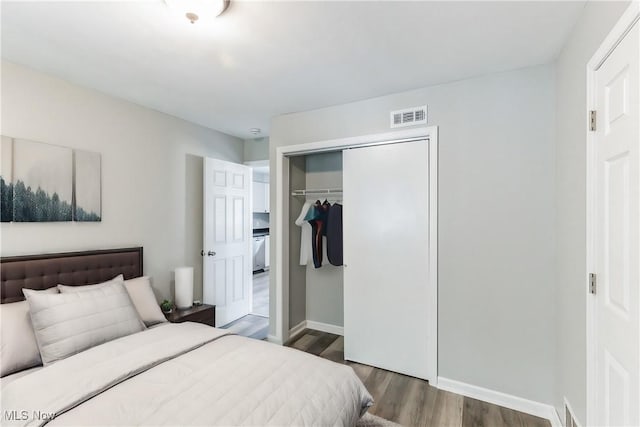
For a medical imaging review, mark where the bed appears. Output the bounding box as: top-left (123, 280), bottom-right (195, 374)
top-left (0, 248), bottom-right (373, 426)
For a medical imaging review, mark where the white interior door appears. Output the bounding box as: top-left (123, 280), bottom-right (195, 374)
top-left (343, 140), bottom-right (432, 381)
top-left (593, 20), bottom-right (639, 427)
top-left (203, 158), bottom-right (252, 327)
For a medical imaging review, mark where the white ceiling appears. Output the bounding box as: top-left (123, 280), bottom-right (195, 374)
top-left (1, 1), bottom-right (586, 139)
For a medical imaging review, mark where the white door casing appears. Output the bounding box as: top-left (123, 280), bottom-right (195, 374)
top-left (203, 158), bottom-right (252, 327)
top-left (343, 139), bottom-right (433, 381)
top-left (273, 127), bottom-right (438, 385)
top-left (587, 5), bottom-right (639, 426)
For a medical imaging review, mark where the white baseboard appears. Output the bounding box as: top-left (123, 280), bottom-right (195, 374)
top-left (305, 320), bottom-right (344, 336)
top-left (549, 408), bottom-right (563, 427)
top-left (288, 320), bottom-right (344, 339)
top-left (437, 377), bottom-right (561, 426)
top-left (563, 397), bottom-right (582, 427)
top-left (288, 321), bottom-right (307, 341)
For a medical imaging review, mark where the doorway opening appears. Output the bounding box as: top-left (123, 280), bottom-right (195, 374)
top-left (218, 160), bottom-right (270, 339)
top-left (250, 161), bottom-right (270, 318)
top-left (272, 127), bottom-right (438, 384)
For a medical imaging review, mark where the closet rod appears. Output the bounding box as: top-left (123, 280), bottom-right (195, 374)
top-left (291, 188), bottom-right (343, 196)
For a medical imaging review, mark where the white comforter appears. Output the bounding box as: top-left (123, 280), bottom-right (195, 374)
top-left (1, 323), bottom-right (373, 426)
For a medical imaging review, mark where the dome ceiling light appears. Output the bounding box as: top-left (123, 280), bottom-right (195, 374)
top-left (166, 0), bottom-right (230, 24)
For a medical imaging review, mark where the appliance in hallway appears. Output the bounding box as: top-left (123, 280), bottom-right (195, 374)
top-left (251, 219), bottom-right (269, 317)
top-left (252, 229), bottom-right (269, 273)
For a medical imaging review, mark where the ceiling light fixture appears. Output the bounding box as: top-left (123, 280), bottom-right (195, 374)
top-left (249, 128), bottom-right (262, 136)
top-left (166, 0), bottom-right (230, 24)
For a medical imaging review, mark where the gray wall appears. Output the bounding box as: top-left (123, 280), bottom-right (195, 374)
top-left (270, 64), bottom-right (556, 404)
top-left (289, 156), bottom-right (307, 328)
top-left (244, 137), bottom-right (269, 162)
top-left (554, 1), bottom-right (630, 423)
top-left (305, 152), bottom-right (344, 327)
top-left (1, 61), bottom-right (244, 301)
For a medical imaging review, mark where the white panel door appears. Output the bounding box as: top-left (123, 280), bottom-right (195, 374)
top-left (593, 20), bottom-right (639, 427)
top-left (343, 140), bottom-right (432, 380)
top-left (204, 158), bottom-right (252, 327)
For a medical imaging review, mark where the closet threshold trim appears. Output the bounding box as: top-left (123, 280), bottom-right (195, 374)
top-left (291, 188), bottom-right (343, 197)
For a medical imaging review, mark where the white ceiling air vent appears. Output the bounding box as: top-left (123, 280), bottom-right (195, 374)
top-left (390, 105), bottom-right (428, 128)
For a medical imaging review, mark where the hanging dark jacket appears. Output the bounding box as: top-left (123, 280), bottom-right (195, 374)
top-left (327, 203), bottom-right (343, 266)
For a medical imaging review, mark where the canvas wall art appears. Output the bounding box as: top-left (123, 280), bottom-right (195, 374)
top-left (0, 136), bottom-right (101, 222)
top-left (0, 136), bottom-right (14, 222)
top-left (74, 150), bottom-right (102, 221)
top-left (12, 138), bottom-right (74, 222)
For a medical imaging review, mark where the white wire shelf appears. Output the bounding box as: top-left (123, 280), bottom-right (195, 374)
top-left (291, 188), bottom-right (343, 197)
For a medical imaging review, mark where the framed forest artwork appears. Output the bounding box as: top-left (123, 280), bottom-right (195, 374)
top-left (0, 136), bottom-right (102, 222)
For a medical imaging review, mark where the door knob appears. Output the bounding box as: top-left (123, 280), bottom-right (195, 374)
top-left (207, 251), bottom-right (216, 257)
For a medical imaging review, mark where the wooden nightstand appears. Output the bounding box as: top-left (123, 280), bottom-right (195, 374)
top-left (165, 304), bottom-right (215, 327)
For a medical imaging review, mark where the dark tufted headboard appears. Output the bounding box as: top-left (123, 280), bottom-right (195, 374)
top-left (0, 247), bottom-right (143, 304)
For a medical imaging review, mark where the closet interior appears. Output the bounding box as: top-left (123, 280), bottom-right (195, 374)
top-left (288, 151), bottom-right (345, 334)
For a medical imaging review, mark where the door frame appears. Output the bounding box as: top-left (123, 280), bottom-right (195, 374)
top-left (270, 126), bottom-right (439, 384)
top-left (586, 2), bottom-right (640, 425)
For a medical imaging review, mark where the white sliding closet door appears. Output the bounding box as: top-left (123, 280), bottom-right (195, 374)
top-left (343, 140), bottom-right (432, 380)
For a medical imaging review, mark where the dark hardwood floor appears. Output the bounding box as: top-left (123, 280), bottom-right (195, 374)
top-left (219, 314), bottom-right (551, 427)
top-left (287, 329), bottom-right (551, 427)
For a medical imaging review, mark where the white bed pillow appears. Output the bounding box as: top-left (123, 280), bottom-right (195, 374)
top-left (58, 275), bottom-right (166, 327)
top-left (0, 288), bottom-right (59, 377)
top-left (123, 277), bottom-right (167, 327)
top-left (56, 274), bottom-right (124, 293)
top-left (24, 282), bottom-right (145, 365)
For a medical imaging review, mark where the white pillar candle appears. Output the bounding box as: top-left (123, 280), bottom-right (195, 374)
top-left (175, 266), bottom-right (194, 309)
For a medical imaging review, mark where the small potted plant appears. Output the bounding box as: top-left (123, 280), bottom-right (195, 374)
top-left (160, 299), bottom-right (173, 314)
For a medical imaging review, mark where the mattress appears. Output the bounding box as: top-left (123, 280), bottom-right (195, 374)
top-left (1, 322), bottom-right (373, 426)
